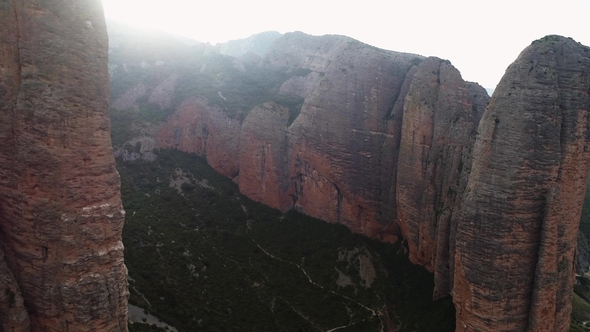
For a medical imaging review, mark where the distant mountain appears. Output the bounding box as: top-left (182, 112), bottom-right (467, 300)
top-left (106, 18), bottom-right (198, 70)
top-left (106, 19), bottom-right (202, 46)
top-left (217, 31), bottom-right (282, 57)
top-left (105, 20), bottom-right (280, 73)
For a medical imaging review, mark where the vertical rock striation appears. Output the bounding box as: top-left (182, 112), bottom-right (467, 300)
top-left (396, 57), bottom-right (486, 299)
top-left (453, 36), bottom-right (590, 332)
top-left (157, 97), bottom-right (242, 179)
top-left (238, 102), bottom-right (291, 209)
top-left (279, 36), bottom-right (418, 241)
top-left (155, 33), bottom-right (430, 242)
top-left (152, 32), bottom-right (487, 257)
top-left (0, 0), bottom-right (128, 331)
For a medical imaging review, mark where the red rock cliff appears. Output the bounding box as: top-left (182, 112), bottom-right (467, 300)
top-left (453, 36), bottom-right (590, 332)
top-left (0, 0), bottom-right (128, 331)
top-left (396, 58), bottom-right (487, 299)
top-left (154, 34), bottom-right (489, 250)
top-left (155, 33), bottom-right (430, 242)
top-left (149, 33), bottom-right (485, 285)
top-left (275, 35), bottom-right (418, 241)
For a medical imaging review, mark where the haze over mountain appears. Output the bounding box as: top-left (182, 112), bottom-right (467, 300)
top-left (101, 0), bottom-right (590, 90)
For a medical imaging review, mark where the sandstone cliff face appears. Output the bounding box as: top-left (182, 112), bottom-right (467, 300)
top-left (276, 35), bottom-right (420, 241)
top-left (157, 97), bottom-right (242, 178)
top-left (238, 102), bottom-right (291, 209)
top-left (150, 33), bottom-right (433, 242)
top-left (122, 31), bottom-right (488, 264)
top-left (453, 36), bottom-right (590, 332)
top-left (0, 0), bottom-right (128, 331)
top-left (396, 57), bottom-right (486, 299)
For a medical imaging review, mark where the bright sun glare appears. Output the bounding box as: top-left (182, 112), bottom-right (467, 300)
top-left (101, 0), bottom-right (590, 89)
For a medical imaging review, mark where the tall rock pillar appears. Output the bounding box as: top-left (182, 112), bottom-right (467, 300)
top-left (396, 57), bottom-right (487, 299)
top-left (453, 36), bottom-right (590, 332)
top-left (0, 0), bottom-right (128, 331)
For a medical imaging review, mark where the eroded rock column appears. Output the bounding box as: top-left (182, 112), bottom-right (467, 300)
top-left (453, 36), bottom-right (590, 332)
top-left (0, 0), bottom-right (128, 330)
top-left (396, 57), bottom-right (487, 299)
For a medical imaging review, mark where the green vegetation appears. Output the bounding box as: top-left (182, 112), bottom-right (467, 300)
top-left (110, 109), bottom-right (140, 147)
top-left (170, 60), bottom-right (309, 119)
top-left (137, 97), bottom-right (175, 123)
top-left (118, 148), bottom-right (455, 332)
top-left (109, 40), bottom-right (310, 134)
top-left (578, 183), bottom-right (590, 242)
top-left (572, 182), bottom-right (590, 331)
top-left (572, 279), bottom-right (590, 331)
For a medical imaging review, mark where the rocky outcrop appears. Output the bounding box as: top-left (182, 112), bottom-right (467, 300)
top-left (148, 75), bottom-right (179, 110)
top-left (157, 97), bottom-right (242, 178)
top-left (396, 58), bottom-right (486, 299)
top-left (111, 84), bottom-right (148, 111)
top-left (238, 102), bottom-right (291, 209)
top-left (114, 137), bottom-right (159, 162)
top-left (277, 35), bottom-right (420, 241)
top-left (144, 32), bottom-right (489, 255)
top-left (178, 35), bottom-right (488, 249)
top-left (152, 34), bottom-right (430, 242)
top-left (453, 36), bottom-right (590, 331)
top-left (0, 0), bottom-right (128, 331)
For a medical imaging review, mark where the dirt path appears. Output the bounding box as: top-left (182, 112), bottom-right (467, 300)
top-left (253, 240), bottom-right (383, 331)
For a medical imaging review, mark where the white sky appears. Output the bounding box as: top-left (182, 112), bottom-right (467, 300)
top-left (101, 0), bottom-right (590, 89)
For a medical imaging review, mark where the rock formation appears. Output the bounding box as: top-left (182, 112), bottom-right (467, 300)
top-left (396, 58), bottom-right (486, 299)
top-left (157, 96), bottom-right (242, 178)
top-left (453, 36), bottom-right (590, 331)
top-left (151, 33), bottom-right (432, 242)
top-left (152, 34), bottom-right (484, 245)
top-left (238, 102), bottom-right (291, 209)
top-left (0, 0), bottom-right (128, 331)
top-left (110, 27), bottom-right (590, 331)
top-left (272, 34), bottom-right (419, 241)
top-left (152, 33), bottom-right (490, 251)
